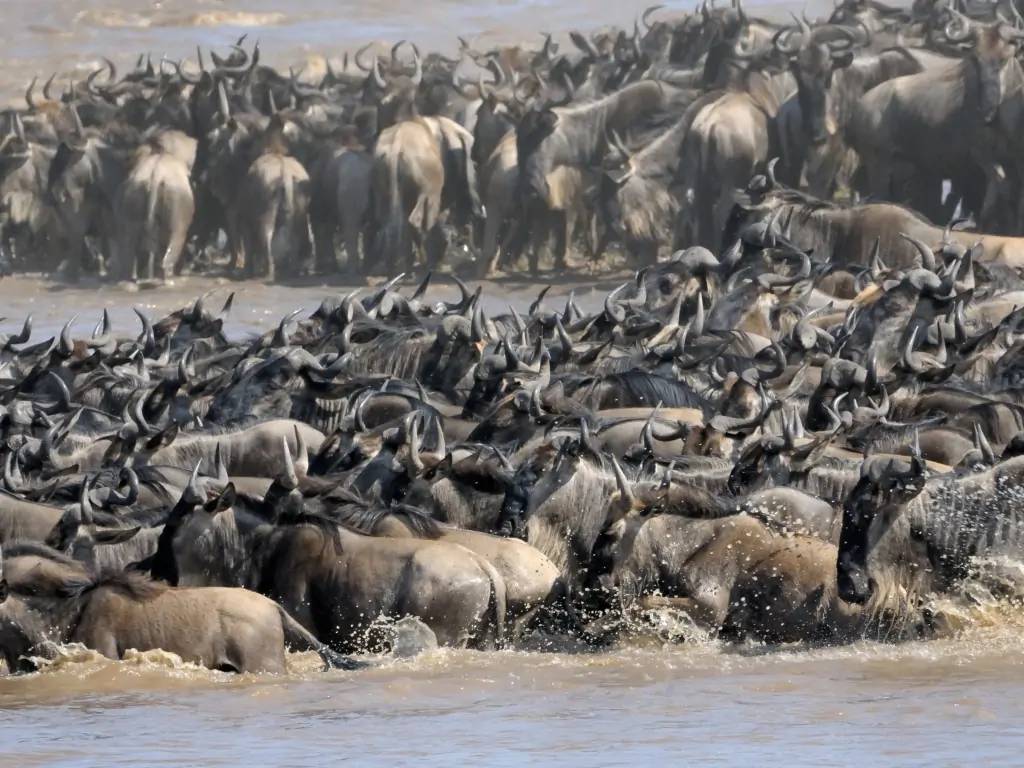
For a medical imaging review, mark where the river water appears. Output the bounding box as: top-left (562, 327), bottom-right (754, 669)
top-left (2, 0), bottom-right (1021, 764)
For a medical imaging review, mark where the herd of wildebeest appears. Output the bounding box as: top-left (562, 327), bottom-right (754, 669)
top-left (4, 0), bottom-right (1024, 279)
top-left (6, 0), bottom-right (1024, 674)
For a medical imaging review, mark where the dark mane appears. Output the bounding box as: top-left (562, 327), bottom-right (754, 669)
top-left (3, 541), bottom-right (80, 566)
top-left (646, 482), bottom-right (736, 519)
top-left (71, 570), bottom-right (169, 601)
top-left (121, 505), bottom-right (174, 527)
top-left (274, 510), bottom-right (344, 553)
top-left (232, 491), bottom-right (282, 525)
top-left (589, 370), bottom-right (710, 410)
top-left (334, 503), bottom-right (442, 540)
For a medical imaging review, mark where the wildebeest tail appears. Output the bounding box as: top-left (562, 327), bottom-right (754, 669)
top-left (275, 604), bottom-right (365, 670)
top-left (382, 145), bottom-right (404, 256)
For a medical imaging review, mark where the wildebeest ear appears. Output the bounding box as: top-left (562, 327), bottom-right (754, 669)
top-left (206, 483), bottom-right (236, 515)
top-left (45, 506), bottom-right (81, 550)
top-left (540, 110), bottom-right (559, 132)
top-left (832, 50), bottom-right (854, 69)
top-left (145, 423), bottom-right (178, 451)
top-left (605, 168), bottom-right (633, 187)
top-left (93, 526), bottom-right (142, 545)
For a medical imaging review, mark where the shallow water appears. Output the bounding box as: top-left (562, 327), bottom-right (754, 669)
top-left (2, 623), bottom-right (1024, 767)
top-left (0, 273), bottom-right (617, 339)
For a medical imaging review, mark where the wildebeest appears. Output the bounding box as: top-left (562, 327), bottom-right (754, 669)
top-left (113, 131), bottom-right (196, 281)
top-left (847, 17), bottom-right (1024, 224)
top-left (0, 543), bottom-right (357, 673)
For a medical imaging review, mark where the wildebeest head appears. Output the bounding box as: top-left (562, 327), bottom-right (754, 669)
top-left (515, 105), bottom-right (561, 202)
top-left (365, 43), bottom-right (423, 130)
top-left (698, 0), bottom-right (779, 86)
top-left (773, 17), bottom-right (861, 145)
top-left (420, 313), bottom-right (489, 395)
top-left (198, 81), bottom-right (263, 207)
top-left (836, 452), bottom-right (927, 604)
top-left (944, 14), bottom-right (1024, 124)
top-left (154, 472), bottom-right (240, 588)
top-left (151, 292), bottom-right (234, 354)
top-left (471, 80), bottom-right (517, 166)
top-left (829, 0), bottom-right (907, 34)
top-left (638, 5), bottom-right (675, 64)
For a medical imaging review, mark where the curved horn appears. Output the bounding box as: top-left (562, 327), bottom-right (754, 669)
top-left (945, 9), bottom-right (974, 43)
top-left (869, 237), bottom-right (887, 277)
top-left (134, 307), bottom-right (155, 353)
top-left (57, 315), bottom-right (77, 357)
top-left (106, 468), bottom-right (140, 507)
top-left (407, 412), bottom-right (425, 474)
top-left (353, 43), bottom-right (376, 72)
top-left (974, 423), bottom-right (996, 465)
top-left (410, 51), bottom-right (423, 86)
top-left (279, 436), bottom-right (298, 490)
top-left (69, 105), bottom-right (84, 138)
top-left (7, 313), bottom-right (31, 347)
top-left (42, 72), bottom-right (55, 101)
top-left (610, 455), bottom-right (636, 508)
top-left (216, 79), bottom-right (231, 121)
top-left (79, 474), bottom-right (95, 524)
top-left (604, 284), bottom-right (628, 324)
top-left (372, 56), bottom-right (388, 89)
top-left (641, 4), bottom-right (665, 32)
top-left (902, 325), bottom-right (922, 373)
top-left (132, 396), bottom-right (153, 435)
top-left (181, 460), bottom-right (204, 506)
top-left (293, 426), bottom-right (309, 479)
top-left (169, 58), bottom-right (201, 86)
top-left (899, 233), bottom-right (937, 271)
top-left (25, 76), bottom-right (37, 110)
top-left (773, 26), bottom-right (800, 57)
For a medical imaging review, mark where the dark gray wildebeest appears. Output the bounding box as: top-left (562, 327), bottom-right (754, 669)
top-left (0, 112), bottom-right (58, 272)
top-left (0, 543), bottom-right (358, 673)
top-left (677, 77), bottom-right (783, 249)
top-left (838, 454), bottom-right (1024, 611)
top-left (150, 477), bottom-right (508, 652)
top-left (113, 130), bottom-right (196, 281)
top-left (722, 177), bottom-right (1024, 273)
top-left (587, 466), bottom-right (862, 643)
top-left (237, 116), bottom-right (312, 280)
top-left (516, 80), bottom-right (670, 272)
top-left (598, 90), bottom-right (722, 264)
top-left (46, 106), bottom-right (128, 279)
top-left (846, 16), bottom-right (1024, 226)
top-left (309, 127), bottom-right (374, 274)
top-left (771, 17), bottom-right (946, 196)
top-left (370, 52), bottom-right (447, 272)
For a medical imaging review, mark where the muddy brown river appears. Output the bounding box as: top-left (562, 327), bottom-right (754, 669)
top-left (2, 0), bottom-right (1021, 764)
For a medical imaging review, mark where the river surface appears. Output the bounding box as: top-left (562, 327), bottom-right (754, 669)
top-left (2, 619), bottom-right (1024, 767)
top-left (1, 0), bottom-right (1018, 764)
